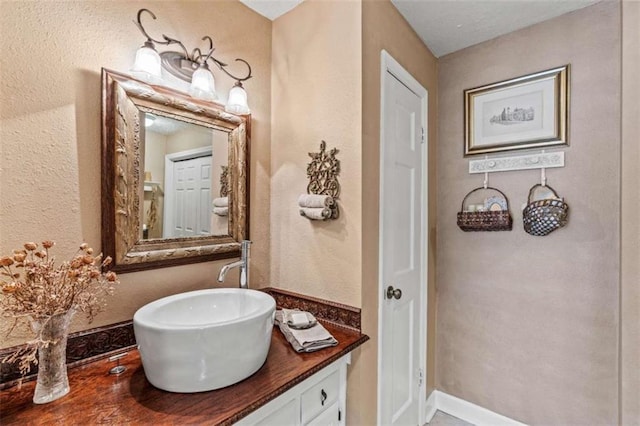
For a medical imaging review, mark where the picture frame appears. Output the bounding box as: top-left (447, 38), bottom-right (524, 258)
top-left (464, 65), bottom-right (569, 156)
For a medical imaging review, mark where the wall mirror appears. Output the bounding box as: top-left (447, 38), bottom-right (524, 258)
top-left (101, 69), bottom-right (249, 272)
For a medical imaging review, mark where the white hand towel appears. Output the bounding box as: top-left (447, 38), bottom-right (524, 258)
top-left (274, 311), bottom-right (338, 353)
top-left (213, 206), bottom-right (228, 216)
top-left (299, 207), bottom-right (330, 220)
top-left (298, 194), bottom-right (335, 208)
top-left (213, 197), bottom-right (229, 208)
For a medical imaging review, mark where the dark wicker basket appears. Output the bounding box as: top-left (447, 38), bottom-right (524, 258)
top-left (523, 184), bottom-right (569, 236)
top-left (457, 187), bottom-right (512, 232)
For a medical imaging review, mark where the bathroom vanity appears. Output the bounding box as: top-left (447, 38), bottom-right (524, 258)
top-left (236, 352), bottom-right (350, 426)
top-left (0, 290), bottom-right (368, 425)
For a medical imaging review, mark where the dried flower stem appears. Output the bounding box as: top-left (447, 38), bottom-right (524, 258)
top-left (1, 241), bottom-right (119, 375)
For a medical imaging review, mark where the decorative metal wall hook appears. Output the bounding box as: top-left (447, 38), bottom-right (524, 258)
top-left (300, 141), bottom-right (341, 220)
top-left (133, 8), bottom-right (252, 83)
top-left (483, 155), bottom-right (489, 189)
top-left (540, 149), bottom-right (547, 186)
top-left (307, 141), bottom-right (341, 198)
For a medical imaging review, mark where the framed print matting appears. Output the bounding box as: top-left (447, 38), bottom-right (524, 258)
top-left (464, 65), bottom-right (569, 156)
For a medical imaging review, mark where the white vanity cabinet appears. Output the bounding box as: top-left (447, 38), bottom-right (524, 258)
top-left (235, 354), bottom-right (350, 426)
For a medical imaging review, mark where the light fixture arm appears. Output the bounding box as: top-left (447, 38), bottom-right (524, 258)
top-left (135, 9), bottom-right (190, 61)
top-left (134, 9), bottom-right (160, 44)
top-left (194, 36), bottom-right (215, 65)
top-left (134, 9), bottom-right (252, 80)
top-left (161, 35), bottom-right (190, 62)
top-left (209, 58), bottom-right (253, 82)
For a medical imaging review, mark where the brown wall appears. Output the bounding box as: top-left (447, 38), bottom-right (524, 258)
top-left (270, 1), bottom-right (364, 421)
top-left (0, 1), bottom-right (272, 347)
top-left (2, 1), bottom-right (633, 423)
top-left (436, 2), bottom-right (621, 424)
top-left (359, 0), bottom-right (438, 424)
top-left (621, 1), bottom-right (640, 424)
top-left (270, 0), bottom-right (362, 308)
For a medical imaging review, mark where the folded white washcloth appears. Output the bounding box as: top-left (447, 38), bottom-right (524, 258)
top-left (213, 206), bottom-right (228, 216)
top-left (299, 207), bottom-right (331, 220)
top-left (298, 194), bottom-right (334, 208)
top-left (274, 310), bottom-right (338, 353)
top-left (213, 197), bottom-right (229, 208)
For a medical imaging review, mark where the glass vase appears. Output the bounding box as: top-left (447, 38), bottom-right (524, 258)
top-left (31, 309), bottom-right (74, 404)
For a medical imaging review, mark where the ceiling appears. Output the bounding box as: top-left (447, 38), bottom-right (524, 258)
top-left (391, 0), bottom-right (601, 57)
top-left (239, 0), bottom-right (304, 20)
top-left (146, 115), bottom-right (211, 136)
top-left (241, 0), bottom-right (600, 57)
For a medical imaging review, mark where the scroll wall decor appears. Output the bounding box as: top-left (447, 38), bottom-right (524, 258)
top-left (220, 166), bottom-right (230, 197)
top-left (213, 166), bottom-right (230, 217)
top-left (298, 141), bottom-right (340, 220)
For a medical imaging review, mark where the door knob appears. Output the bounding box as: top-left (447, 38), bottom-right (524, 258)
top-left (386, 285), bottom-right (402, 300)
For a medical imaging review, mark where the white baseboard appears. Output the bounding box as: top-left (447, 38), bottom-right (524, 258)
top-left (424, 390), bottom-right (438, 423)
top-left (424, 390), bottom-right (527, 426)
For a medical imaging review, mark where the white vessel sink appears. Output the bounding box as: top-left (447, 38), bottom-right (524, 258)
top-left (133, 288), bottom-right (276, 393)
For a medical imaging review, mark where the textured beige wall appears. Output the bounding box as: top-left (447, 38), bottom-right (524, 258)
top-left (0, 1), bottom-right (271, 348)
top-left (164, 126), bottom-right (211, 154)
top-left (143, 131), bottom-right (167, 239)
top-left (436, 2), bottom-right (621, 424)
top-left (212, 132), bottom-right (230, 236)
top-left (271, 2), bottom-right (363, 422)
top-left (270, 0), bottom-right (362, 307)
top-left (358, 1), bottom-right (439, 424)
top-left (621, 1), bottom-right (640, 424)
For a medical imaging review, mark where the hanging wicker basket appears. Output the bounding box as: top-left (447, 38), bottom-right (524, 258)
top-left (522, 184), bottom-right (569, 236)
top-left (457, 187), bottom-right (512, 232)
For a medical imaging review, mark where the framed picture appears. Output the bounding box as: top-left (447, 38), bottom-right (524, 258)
top-left (464, 65), bottom-right (569, 156)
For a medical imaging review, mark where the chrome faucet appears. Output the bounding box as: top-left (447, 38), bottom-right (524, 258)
top-left (217, 240), bottom-right (251, 289)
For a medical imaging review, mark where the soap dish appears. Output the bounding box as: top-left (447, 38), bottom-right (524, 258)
top-left (286, 311), bottom-right (318, 330)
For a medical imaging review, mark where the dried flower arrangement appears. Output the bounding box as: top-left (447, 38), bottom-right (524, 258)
top-left (0, 241), bottom-right (118, 376)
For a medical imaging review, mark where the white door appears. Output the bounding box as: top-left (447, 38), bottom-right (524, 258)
top-left (166, 155), bottom-right (212, 238)
top-left (378, 51), bottom-right (427, 426)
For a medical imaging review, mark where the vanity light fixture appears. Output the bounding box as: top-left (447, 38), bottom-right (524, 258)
top-left (131, 39), bottom-right (162, 81)
top-left (226, 81), bottom-right (250, 115)
top-left (131, 8), bottom-right (252, 113)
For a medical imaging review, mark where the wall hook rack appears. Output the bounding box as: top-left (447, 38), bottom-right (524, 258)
top-left (298, 141), bottom-right (340, 220)
top-left (469, 151), bottom-right (564, 175)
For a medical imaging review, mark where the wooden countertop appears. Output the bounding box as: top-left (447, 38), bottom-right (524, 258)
top-left (0, 322), bottom-right (368, 425)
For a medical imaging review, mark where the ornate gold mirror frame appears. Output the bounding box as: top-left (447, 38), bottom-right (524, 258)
top-left (101, 69), bottom-right (249, 272)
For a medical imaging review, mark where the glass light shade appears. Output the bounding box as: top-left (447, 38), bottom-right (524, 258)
top-left (225, 83), bottom-right (250, 115)
top-left (189, 65), bottom-right (217, 101)
top-left (132, 43), bottom-right (162, 81)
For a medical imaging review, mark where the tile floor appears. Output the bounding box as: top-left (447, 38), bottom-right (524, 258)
top-left (427, 410), bottom-right (474, 426)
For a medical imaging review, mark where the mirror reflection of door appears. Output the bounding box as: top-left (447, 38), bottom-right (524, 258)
top-left (165, 149), bottom-right (212, 238)
top-left (142, 113), bottom-right (229, 240)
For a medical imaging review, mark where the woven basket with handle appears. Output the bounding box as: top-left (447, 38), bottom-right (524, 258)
top-left (457, 187), bottom-right (512, 232)
top-left (522, 184), bottom-right (569, 236)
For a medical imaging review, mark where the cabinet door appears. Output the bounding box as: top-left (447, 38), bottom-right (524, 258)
top-left (300, 370), bottom-right (340, 424)
top-left (305, 402), bottom-right (340, 426)
top-left (253, 397), bottom-right (298, 426)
